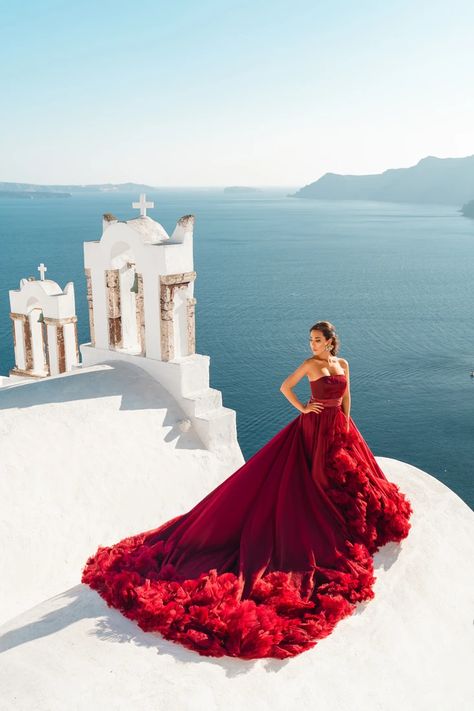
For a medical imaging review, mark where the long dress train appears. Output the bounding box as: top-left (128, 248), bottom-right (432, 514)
top-left (81, 374), bottom-right (413, 659)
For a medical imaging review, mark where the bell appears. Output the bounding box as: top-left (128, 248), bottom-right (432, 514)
top-left (130, 273), bottom-right (139, 294)
top-left (37, 312), bottom-right (45, 323)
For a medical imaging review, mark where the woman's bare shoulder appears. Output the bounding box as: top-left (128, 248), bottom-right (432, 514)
top-left (337, 357), bottom-right (349, 371)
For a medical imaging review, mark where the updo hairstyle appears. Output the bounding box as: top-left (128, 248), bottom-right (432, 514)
top-left (309, 321), bottom-right (340, 357)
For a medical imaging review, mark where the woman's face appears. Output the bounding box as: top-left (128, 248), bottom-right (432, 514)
top-left (309, 330), bottom-right (329, 356)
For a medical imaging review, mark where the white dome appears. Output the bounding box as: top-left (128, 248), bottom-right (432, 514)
top-left (35, 278), bottom-right (63, 296)
top-left (126, 216), bottom-right (169, 243)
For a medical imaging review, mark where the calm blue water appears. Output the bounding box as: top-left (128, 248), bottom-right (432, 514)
top-left (1, 190), bottom-right (473, 509)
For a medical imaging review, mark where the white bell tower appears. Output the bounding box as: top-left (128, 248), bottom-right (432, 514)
top-left (80, 195), bottom-right (239, 453)
top-left (9, 266), bottom-right (80, 379)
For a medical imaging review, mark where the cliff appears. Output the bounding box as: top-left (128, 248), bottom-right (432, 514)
top-left (292, 155), bottom-right (474, 206)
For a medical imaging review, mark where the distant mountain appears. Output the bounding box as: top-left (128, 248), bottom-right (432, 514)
top-left (461, 199), bottom-right (474, 218)
top-left (0, 181), bottom-right (158, 194)
top-left (0, 190), bottom-right (70, 199)
top-left (291, 155), bottom-right (474, 205)
top-left (224, 186), bottom-right (261, 193)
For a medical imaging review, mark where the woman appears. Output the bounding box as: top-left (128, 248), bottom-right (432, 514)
top-left (81, 321), bottom-right (413, 660)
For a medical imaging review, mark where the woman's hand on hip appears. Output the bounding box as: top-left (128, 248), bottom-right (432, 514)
top-left (301, 402), bottom-right (325, 415)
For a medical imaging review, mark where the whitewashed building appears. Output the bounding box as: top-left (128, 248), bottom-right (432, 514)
top-left (8, 263), bottom-right (79, 379)
top-left (81, 194), bottom-right (238, 452)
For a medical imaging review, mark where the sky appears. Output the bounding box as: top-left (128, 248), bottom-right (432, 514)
top-left (0, 0), bottom-right (473, 187)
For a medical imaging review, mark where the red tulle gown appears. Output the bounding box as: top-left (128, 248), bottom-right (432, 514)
top-left (81, 374), bottom-right (413, 659)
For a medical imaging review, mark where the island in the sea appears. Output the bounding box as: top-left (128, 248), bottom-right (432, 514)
top-left (0, 190), bottom-right (71, 199)
top-left (223, 186), bottom-right (261, 193)
top-left (0, 181), bottom-right (158, 196)
top-left (290, 155), bottom-right (474, 206)
top-left (461, 199), bottom-right (474, 218)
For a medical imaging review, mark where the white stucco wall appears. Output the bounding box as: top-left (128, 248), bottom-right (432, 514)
top-left (0, 361), bottom-right (244, 624)
top-left (64, 322), bottom-right (77, 370)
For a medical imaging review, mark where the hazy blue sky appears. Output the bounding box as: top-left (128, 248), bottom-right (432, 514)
top-left (1, 0), bottom-right (473, 186)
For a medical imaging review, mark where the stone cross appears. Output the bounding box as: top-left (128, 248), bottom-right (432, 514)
top-left (37, 263), bottom-right (47, 281)
top-left (132, 193), bottom-right (154, 217)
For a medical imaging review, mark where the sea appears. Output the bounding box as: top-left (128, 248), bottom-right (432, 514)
top-left (0, 189), bottom-right (473, 509)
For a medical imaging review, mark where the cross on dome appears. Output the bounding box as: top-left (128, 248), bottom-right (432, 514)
top-left (132, 193), bottom-right (154, 218)
top-left (37, 263), bottom-right (47, 281)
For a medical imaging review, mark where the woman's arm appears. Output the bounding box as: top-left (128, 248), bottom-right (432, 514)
top-left (340, 358), bottom-right (351, 429)
top-left (280, 359), bottom-right (324, 415)
top-left (280, 360), bottom-right (310, 412)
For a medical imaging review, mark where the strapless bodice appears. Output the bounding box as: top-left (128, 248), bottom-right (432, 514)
top-left (308, 374), bottom-right (346, 407)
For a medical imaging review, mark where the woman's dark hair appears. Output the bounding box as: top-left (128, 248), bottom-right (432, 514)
top-left (309, 321), bottom-right (340, 356)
